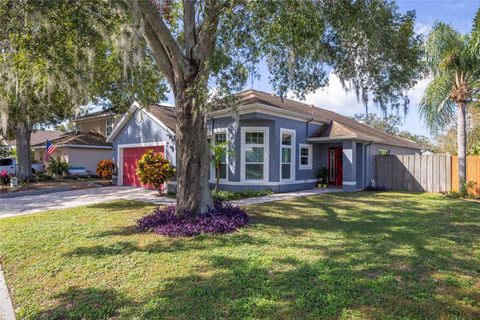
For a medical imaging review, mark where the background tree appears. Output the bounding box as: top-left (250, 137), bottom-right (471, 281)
top-left (0, 1), bottom-right (167, 181)
top-left (128, 0), bottom-right (423, 215)
top-left (398, 131), bottom-right (436, 152)
top-left (419, 12), bottom-right (480, 188)
top-left (353, 113), bottom-right (403, 134)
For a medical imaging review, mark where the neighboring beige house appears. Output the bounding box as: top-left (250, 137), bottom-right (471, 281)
top-left (32, 111), bottom-right (116, 175)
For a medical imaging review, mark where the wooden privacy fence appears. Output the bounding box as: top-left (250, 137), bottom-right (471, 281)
top-left (451, 156), bottom-right (480, 195)
top-left (375, 154), bottom-right (451, 192)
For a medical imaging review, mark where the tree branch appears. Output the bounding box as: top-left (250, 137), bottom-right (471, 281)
top-left (136, 0), bottom-right (194, 79)
top-left (193, 0), bottom-right (220, 69)
top-left (142, 20), bottom-right (175, 87)
top-left (183, 0), bottom-right (196, 60)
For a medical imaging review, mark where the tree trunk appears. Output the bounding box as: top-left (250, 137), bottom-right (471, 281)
top-left (215, 162), bottom-right (220, 192)
top-left (175, 86), bottom-right (213, 216)
top-left (14, 122), bottom-right (32, 182)
top-left (457, 103), bottom-right (467, 189)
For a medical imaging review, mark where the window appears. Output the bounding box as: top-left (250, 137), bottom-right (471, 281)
top-left (329, 148), bottom-right (335, 181)
top-left (214, 132), bottom-right (227, 180)
top-left (280, 129), bottom-right (295, 180)
top-left (378, 149), bottom-right (390, 156)
top-left (299, 144), bottom-right (313, 170)
top-left (0, 158), bottom-right (13, 166)
top-left (242, 127), bottom-right (269, 181)
top-left (106, 118), bottom-right (114, 136)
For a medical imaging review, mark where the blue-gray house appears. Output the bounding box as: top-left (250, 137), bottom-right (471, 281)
top-left (107, 89), bottom-right (420, 192)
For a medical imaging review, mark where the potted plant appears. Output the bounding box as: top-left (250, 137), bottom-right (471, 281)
top-left (316, 166), bottom-right (328, 188)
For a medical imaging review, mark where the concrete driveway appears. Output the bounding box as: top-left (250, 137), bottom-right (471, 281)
top-left (0, 187), bottom-right (174, 219)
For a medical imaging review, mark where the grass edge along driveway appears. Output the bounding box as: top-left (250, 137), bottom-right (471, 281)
top-left (0, 192), bottom-right (479, 319)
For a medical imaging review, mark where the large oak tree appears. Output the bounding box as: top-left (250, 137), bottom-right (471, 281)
top-left (128, 0), bottom-right (423, 215)
top-left (0, 0), bottom-right (166, 181)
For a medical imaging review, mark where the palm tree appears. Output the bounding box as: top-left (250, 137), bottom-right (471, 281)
top-left (420, 13), bottom-right (480, 188)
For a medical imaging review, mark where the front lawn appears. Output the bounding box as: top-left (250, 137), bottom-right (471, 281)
top-left (0, 192), bottom-right (479, 319)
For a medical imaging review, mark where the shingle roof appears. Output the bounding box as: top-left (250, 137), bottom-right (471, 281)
top-left (147, 105), bottom-right (176, 131)
top-left (5, 130), bottom-right (62, 147)
top-left (75, 110), bottom-right (115, 121)
top-left (234, 89), bottom-right (420, 149)
top-left (32, 130), bottom-right (111, 148)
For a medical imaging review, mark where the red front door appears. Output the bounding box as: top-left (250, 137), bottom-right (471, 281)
top-left (123, 146), bottom-right (164, 188)
top-left (328, 146), bottom-right (343, 187)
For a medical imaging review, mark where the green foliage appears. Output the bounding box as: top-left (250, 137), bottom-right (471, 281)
top-left (96, 159), bottom-right (115, 181)
top-left (136, 149), bottom-right (175, 192)
top-left (36, 173), bottom-right (53, 182)
top-left (47, 158), bottom-right (69, 177)
top-left (420, 16), bottom-right (480, 134)
top-left (210, 141), bottom-right (234, 191)
top-left (398, 131), bottom-right (436, 151)
top-left (353, 113), bottom-right (403, 134)
top-left (316, 166), bottom-right (328, 184)
top-left (208, 0), bottom-right (424, 110)
top-left (211, 189), bottom-right (273, 201)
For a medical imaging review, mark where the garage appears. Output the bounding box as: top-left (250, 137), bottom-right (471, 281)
top-left (122, 145), bottom-right (165, 187)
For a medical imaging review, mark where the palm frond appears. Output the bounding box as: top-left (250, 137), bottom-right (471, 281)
top-left (425, 22), bottom-right (464, 75)
top-left (419, 74), bottom-right (456, 133)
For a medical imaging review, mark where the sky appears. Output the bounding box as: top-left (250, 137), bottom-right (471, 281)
top-left (165, 0), bottom-right (480, 138)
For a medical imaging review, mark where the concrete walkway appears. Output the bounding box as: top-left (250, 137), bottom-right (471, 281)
top-left (0, 186), bottom-right (342, 219)
top-left (0, 264), bottom-right (15, 320)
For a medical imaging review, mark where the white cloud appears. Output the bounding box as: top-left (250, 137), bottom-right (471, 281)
top-left (289, 73), bottom-right (433, 136)
top-left (415, 22), bottom-right (432, 36)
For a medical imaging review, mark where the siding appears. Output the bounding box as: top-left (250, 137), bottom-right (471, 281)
top-left (112, 109), bottom-right (176, 166)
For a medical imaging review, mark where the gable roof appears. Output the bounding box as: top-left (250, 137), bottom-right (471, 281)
top-left (32, 130), bottom-right (111, 149)
top-left (106, 102), bottom-right (175, 143)
top-left (109, 90), bottom-right (420, 150)
top-left (233, 89), bottom-right (420, 149)
top-left (4, 130), bottom-right (62, 148)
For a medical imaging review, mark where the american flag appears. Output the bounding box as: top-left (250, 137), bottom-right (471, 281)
top-left (45, 140), bottom-right (57, 161)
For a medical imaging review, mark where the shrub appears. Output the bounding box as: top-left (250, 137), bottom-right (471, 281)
top-left (96, 159), bottom-right (115, 180)
top-left (136, 149), bottom-right (175, 192)
top-left (211, 189), bottom-right (273, 201)
top-left (47, 157), bottom-right (69, 177)
top-left (0, 170), bottom-right (11, 187)
top-left (36, 173), bottom-right (53, 182)
top-left (137, 201), bottom-right (249, 237)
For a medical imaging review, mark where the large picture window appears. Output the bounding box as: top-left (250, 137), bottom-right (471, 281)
top-left (242, 127), bottom-right (269, 182)
top-left (280, 129), bottom-right (295, 181)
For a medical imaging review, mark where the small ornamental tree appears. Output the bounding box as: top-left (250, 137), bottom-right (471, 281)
top-left (210, 141), bottom-right (234, 192)
top-left (96, 159), bottom-right (115, 180)
top-left (136, 149), bottom-right (175, 193)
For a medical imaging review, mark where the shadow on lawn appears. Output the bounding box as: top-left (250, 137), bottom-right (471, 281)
top-left (58, 192), bottom-right (480, 319)
top-left (29, 286), bottom-right (135, 319)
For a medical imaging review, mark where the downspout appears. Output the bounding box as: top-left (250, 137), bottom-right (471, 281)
top-left (363, 141), bottom-right (373, 188)
top-left (306, 118), bottom-right (314, 139)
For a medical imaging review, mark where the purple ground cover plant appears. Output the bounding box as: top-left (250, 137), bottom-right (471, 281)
top-left (137, 200), bottom-right (249, 237)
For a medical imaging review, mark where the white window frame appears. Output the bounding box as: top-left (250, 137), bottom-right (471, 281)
top-left (241, 126), bottom-right (269, 183)
top-left (210, 129), bottom-right (229, 182)
top-left (299, 143), bottom-right (313, 170)
top-left (280, 128), bottom-right (295, 181)
top-left (106, 117), bottom-right (114, 136)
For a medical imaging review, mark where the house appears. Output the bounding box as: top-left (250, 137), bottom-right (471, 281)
top-left (31, 111), bottom-right (117, 175)
top-left (107, 89), bottom-right (420, 192)
top-left (2, 130), bottom-right (61, 150)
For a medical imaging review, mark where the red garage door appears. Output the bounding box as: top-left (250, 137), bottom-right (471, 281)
top-left (123, 146), bottom-right (164, 188)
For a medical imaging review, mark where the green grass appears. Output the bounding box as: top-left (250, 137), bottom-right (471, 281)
top-left (0, 192), bottom-right (479, 319)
